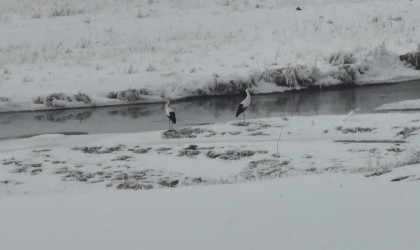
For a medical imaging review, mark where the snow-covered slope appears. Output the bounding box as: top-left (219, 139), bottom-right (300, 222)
top-left (1, 0), bottom-right (420, 112)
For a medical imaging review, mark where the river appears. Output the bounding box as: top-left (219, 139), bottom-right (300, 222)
top-left (1, 81), bottom-right (420, 139)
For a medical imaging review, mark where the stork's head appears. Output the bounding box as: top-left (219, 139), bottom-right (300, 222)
top-left (165, 99), bottom-right (170, 104)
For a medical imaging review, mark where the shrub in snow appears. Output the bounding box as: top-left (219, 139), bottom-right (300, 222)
top-left (328, 52), bottom-right (355, 65)
top-left (40, 92), bottom-right (92, 108)
top-left (73, 92), bottom-right (92, 104)
top-left (209, 81), bottom-right (246, 95)
top-left (107, 88), bottom-right (152, 102)
top-left (145, 64), bottom-right (155, 72)
top-left (33, 96), bottom-right (43, 104)
top-left (262, 65), bottom-right (320, 87)
top-left (180, 177), bottom-right (206, 186)
top-left (116, 181), bottom-right (152, 190)
top-left (389, 16), bottom-right (402, 22)
top-left (181, 74), bottom-right (252, 97)
top-left (400, 51), bottom-right (420, 70)
top-left (371, 16), bottom-right (381, 23)
top-left (158, 179), bottom-right (179, 187)
top-left (73, 145), bottom-right (123, 154)
top-left (162, 127), bottom-right (216, 139)
top-left (64, 170), bottom-right (94, 182)
top-left (117, 89), bottom-right (140, 102)
top-left (45, 93), bottom-right (69, 108)
top-left (129, 148), bottom-right (152, 154)
top-left (240, 159), bottom-right (290, 180)
top-left (178, 144), bottom-right (200, 157)
top-left (330, 64), bottom-right (359, 85)
top-left (156, 147), bottom-right (171, 152)
top-left (395, 126), bottom-right (420, 139)
top-left (50, 3), bottom-right (84, 17)
top-left (125, 65), bottom-right (138, 74)
top-left (0, 97), bottom-right (9, 102)
top-left (206, 150), bottom-right (257, 160)
top-left (335, 126), bottom-right (376, 134)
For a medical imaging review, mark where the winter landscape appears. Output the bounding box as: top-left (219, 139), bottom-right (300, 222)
top-left (1, 0), bottom-right (420, 249)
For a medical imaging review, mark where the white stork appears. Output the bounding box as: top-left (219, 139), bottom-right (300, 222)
top-left (165, 99), bottom-right (176, 131)
top-left (236, 88), bottom-right (251, 123)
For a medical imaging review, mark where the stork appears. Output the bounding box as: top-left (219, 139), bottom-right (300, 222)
top-left (235, 88), bottom-right (251, 123)
top-left (165, 99), bottom-right (176, 131)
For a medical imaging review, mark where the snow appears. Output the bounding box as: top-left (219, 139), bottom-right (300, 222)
top-left (1, 173), bottom-right (420, 250)
top-left (2, 1), bottom-right (420, 249)
top-left (1, 113), bottom-right (420, 193)
top-left (1, 112), bottom-right (420, 249)
top-left (1, 0), bottom-right (420, 112)
top-left (376, 99), bottom-right (420, 111)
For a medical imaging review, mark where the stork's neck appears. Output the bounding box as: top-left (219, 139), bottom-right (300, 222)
top-left (245, 89), bottom-right (250, 97)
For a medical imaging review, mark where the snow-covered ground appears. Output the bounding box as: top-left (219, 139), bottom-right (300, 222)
top-left (1, 112), bottom-right (420, 249)
top-left (2, 173), bottom-right (420, 250)
top-left (377, 99), bottom-right (420, 111)
top-left (2, 1), bottom-right (420, 248)
top-left (2, 113), bottom-right (420, 194)
top-left (1, 0), bottom-right (420, 112)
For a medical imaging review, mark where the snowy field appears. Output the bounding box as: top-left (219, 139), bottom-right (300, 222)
top-left (2, 0), bottom-right (420, 249)
top-left (1, 0), bottom-right (420, 112)
top-left (1, 112), bottom-right (420, 249)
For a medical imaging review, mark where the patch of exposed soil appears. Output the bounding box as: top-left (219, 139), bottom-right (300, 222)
top-left (73, 145), bottom-right (124, 154)
top-left (395, 126), bottom-right (420, 139)
top-left (239, 159), bottom-right (291, 180)
top-left (206, 150), bottom-right (265, 160)
top-left (335, 126), bottom-right (376, 134)
top-left (162, 127), bottom-right (216, 139)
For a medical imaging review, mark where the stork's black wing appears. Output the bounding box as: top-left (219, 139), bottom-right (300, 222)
top-left (236, 104), bottom-right (247, 117)
top-left (168, 111), bottom-right (176, 124)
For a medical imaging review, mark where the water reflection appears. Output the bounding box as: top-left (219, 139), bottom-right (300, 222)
top-left (1, 81), bottom-right (420, 139)
top-left (108, 107), bottom-right (152, 119)
top-left (34, 110), bottom-right (93, 123)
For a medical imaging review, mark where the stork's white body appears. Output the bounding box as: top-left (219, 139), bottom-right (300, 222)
top-left (165, 102), bottom-right (174, 117)
top-left (236, 89), bottom-right (251, 123)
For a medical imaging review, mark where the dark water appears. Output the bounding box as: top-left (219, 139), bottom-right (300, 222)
top-left (1, 81), bottom-right (420, 139)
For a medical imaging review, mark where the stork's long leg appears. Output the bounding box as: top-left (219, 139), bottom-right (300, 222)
top-left (168, 119), bottom-right (171, 131)
top-left (243, 112), bottom-right (246, 123)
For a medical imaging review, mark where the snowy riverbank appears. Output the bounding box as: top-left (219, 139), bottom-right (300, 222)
top-left (2, 113), bottom-right (420, 193)
top-left (1, 112), bottom-right (420, 249)
top-left (1, 0), bottom-right (420, 112)
top-left (376, 99), bottom-right (420, 111)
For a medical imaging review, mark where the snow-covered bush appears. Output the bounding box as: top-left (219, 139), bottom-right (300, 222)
top-left (330, 64), bottom-right (360, 85)
top-left (45, 93), bottom-right (69, 108)
top-left (125, 65), bottom-right (138, 74)
top-left (107, 88), bottom-right (153, 102)
top-left (328, 52), bottom-right (355, 65)
top-left (36, 92), bottom-right (92, 108)
top-left (0, 97), bottom-right (9, 102)
top-left (400, 51), bottom-right (420, 70)
top-left (73, 92), bottom-right (92, 104)
top-left (262, 65), bottom-right (320, 87)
